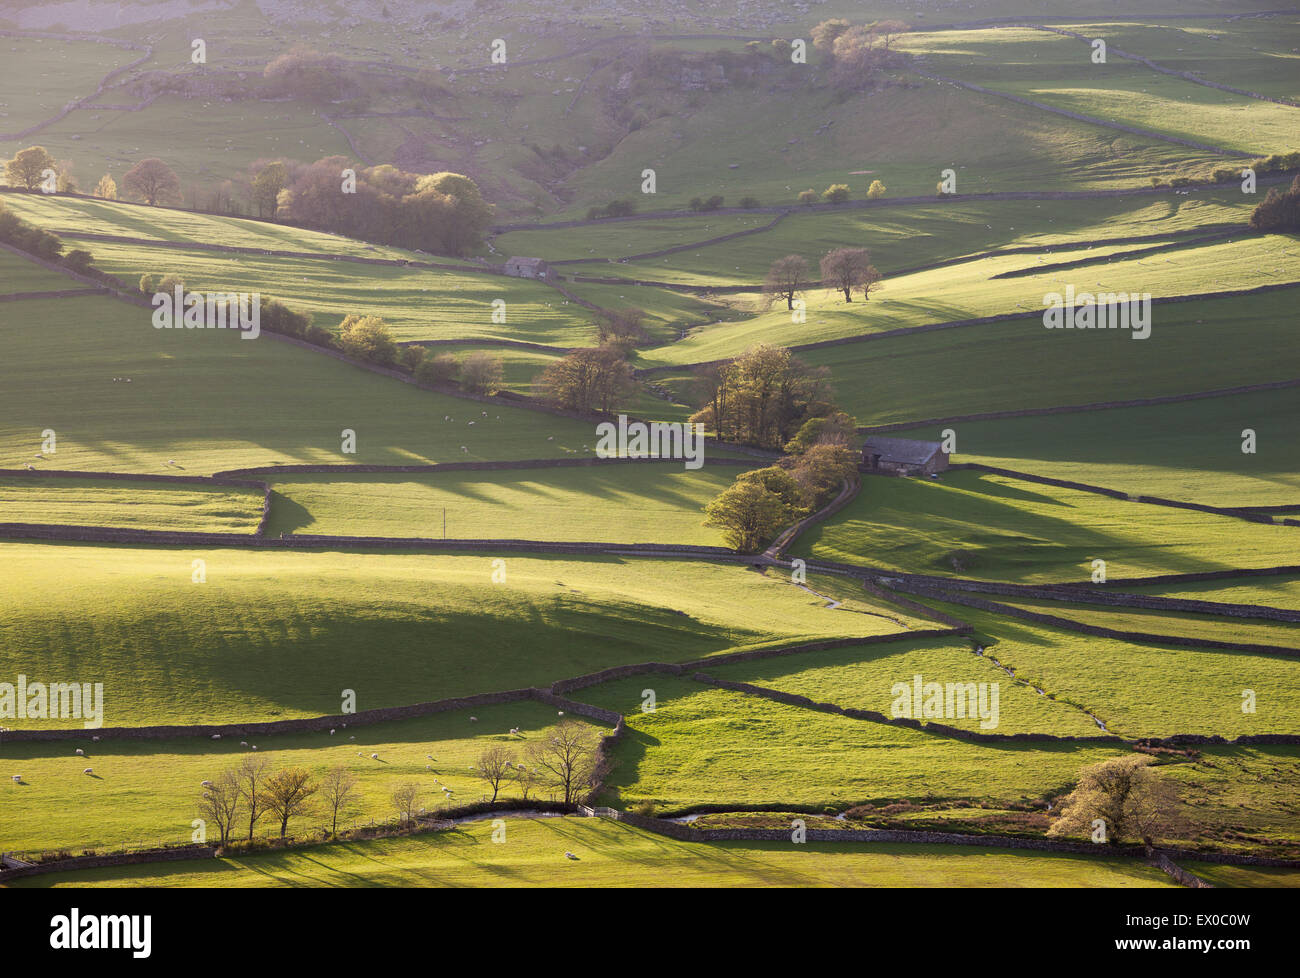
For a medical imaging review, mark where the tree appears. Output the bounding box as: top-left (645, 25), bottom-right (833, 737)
top-left (703, 479), bottom-right (795, 552)
top-left (474, 745), bottom-right (516, 803)
top-left (811, 18), bottom-right (851, 53)
top-left (539, 347), bottom-right (635, 414)
top-left (866, 179), bottom-right (887, 200)
top-left (197, 768), bottom-right (242, 846)
top-left (236, 756), bottom-right (270, 842)
top-left (859, 264), bottom-right (883, 301)
top-left (123, 158), bottom-right (181, 206)
top-left (319, 766), bottom-right (360, 836)
top-left (1047, 756), bottom-right (1187, 848)
top-left (763, 254), bottom-right (810, 311)
top-left (391, 782), bottom-right (423, 823)
top-left (262, 767), bottom-right (318, 839)
top-left (689, 344), bottom-right (834, 449)
top-left (595, 308), bottom-right (650, 348)
top-left (820, 246), bottom-right (875, 302)
top-left (63, 249), bottom-right (95, 273)
top-left (784, 410), bottom-right (858, 454)
top-left (737, 465), bottom-right (806, 514)
top-left (788, 442), bottom-right (860, 508)
top-left (4, 146), bottom-right (56, 190)
top-left (797, 189), bottom-right (817, 205)
top-left (515, 764), bottom-right (542, 802)
top-left (251, 161), bottom-right (287, 219)
top-left (1249, 174), bottom-right (1300, 232)
top-left (338, 314), bottom-right (397, 365)
top-left (92, 174), bottom-right (118, 200)
top-left (460, 351), bottom-right (504, 395)
top-left (525, 721), bottom-right (603, 804)
top-left (264, 47), bottom-right (349, 103)
top-left (55, 160), bottom-right (76, 193)
top-left (415, 351), bottom-right (459, 386)
top-left (822, 183), bottom-right (850, 203)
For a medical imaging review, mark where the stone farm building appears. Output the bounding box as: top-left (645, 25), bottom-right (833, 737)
top-left (861, 436), bottom-right (949, 476)
top-left (504, 256), bottom-right (553, 280)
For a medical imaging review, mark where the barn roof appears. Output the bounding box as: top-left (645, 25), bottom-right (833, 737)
top-left (862, 436), bottom-right (944, 465)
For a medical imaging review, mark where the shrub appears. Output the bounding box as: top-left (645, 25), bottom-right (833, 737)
top-left (822, 183), bottom-right (850, 203)
top-left (415, 351), bottom-right (460, 386)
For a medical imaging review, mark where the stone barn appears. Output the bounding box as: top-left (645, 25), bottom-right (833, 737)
top-left (861, 436), bottom-right (949, 477)
top-left (504, 256), bottom-right (552, 280)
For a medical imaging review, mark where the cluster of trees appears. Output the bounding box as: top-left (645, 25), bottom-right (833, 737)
top-left (586, 198), bottom-right (638, 220)
top-left (690, 343), bottom-right (835, 449)
top-left (1249, 174), bottom-right (1300, 232)
top-left (795, 180), bottom-right (885, 205)
top-left (764, 247), bottom-right (882, 308)
top-left (273, 158), bottom-right (493, 256)
top-left (704, 410), bottom-right (860, 552)
top-left (5, 144), bottom-right (493, 260)
top-left (474, 721), bottom-right (605, 805)
top-left (199, 722), bottom-right (604, 847)
top-left (536, 309), bottom-right (646, 414)
top-left (811, 18), bottom-right (911, 89)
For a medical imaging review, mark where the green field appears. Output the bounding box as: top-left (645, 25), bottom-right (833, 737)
top-left (0, 545), bottom-right (908, 728)
top-left (0, 247), bottom-right (80, 293)
top-left (917, 605), bottom-right (1300, 740)
top-left (5, 816), bottom-right (1176, 888)
top-left (792, 470), bottom-right (1299, 583)
top-left (0, 475), bottom-right (264, 531)
top-left (574, 674), bottom-right (1125, 811)
top-left (265, 462), bottom-right (747, 543)
top-left (0, 290), bottom-right (599, 474)
top-left (894, 385), bottom-right (1300, 506)
top-left (703, 637), bottom-right (1106, 736)
top-left (0, 702), bottom-right (605, 855)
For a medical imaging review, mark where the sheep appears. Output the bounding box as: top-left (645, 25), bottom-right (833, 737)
top-left (240, 741), bottom-right (248, 747)
top-left (75, 748), bottom-right (84, 756)
top-left (349, 735), bottom-right (355, 740)
top-left (251, 745), bottom-right (258, 750)
top-left (329, 729), bottom-right (335, 735)
top-left (211, 734), bottom-right (221, 740)
top-left (83, 768), bottom-right (93, 775)
top-left (357, 752), bottom-right (363, 757)
top-left (461, 446), bottom-right (468, 453)
top-left (92, 736), bottom-right (100, 742)
top-left (565, 851), bottom-right (579, 860)
top-left (426, 754), bottom-right (433, 760)
top-left (469, 716), bottom-right (478, 722)
top-left (201, 780), bottom-right (213, 788)
top-left (557, 711), bottom-right (565, 717)
top-left (11, 775), bottom-right (21, 782)
top-left (370, 752), bottom-right (379, 760)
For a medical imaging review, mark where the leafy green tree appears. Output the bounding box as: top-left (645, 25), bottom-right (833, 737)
top-left (251, 161), bottom-right (287, 218)
top-left (822, 183), bottom-right (850, 203)
top-left (4, 146), bottom-right (55, 190)
top-left (1047, 756), bottom-right (1187, 847)
top-left (703, 480), bottom-right (794, 552)
top-left (338, 314), bottom-right (397, 365)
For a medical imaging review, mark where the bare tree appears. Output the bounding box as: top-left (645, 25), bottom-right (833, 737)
top-left (197, 767), bottom-right (242, 846)
top-left (391, 782), bottom-right (423, 824)
top-left (515, 764), bottom-right (542, 802)
top-left (236, 756), bottom-right (270, 842)
top-left (819, 247), bottom-right (876, 303)
top-left (525, 720), bottom-right (604, 805)
top-left (763, 254), bottom-right (810, 311)
top-left (474, 745), bottom-right (516, 803)
top-left (262, 767), bottom-right (319, 839)
top-left (1048, 756), bottom-right (1188, 848)
top-left (319, 766), bottom-right (361, 836)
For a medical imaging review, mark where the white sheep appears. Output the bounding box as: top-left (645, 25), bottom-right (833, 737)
top-left (240, 741), bottom-right (248, 747)
top-left (565, 851), bottom-right (578, 860)
top-left (75, 748), bottom-right (84, 756)
top-left (557, 711), bottom-right (565, 717)
top-left (211, 734), bottom-right (221, 740)
top-left (11, 775), bottom-right (21, 782)
top-left (83, 768), bottom-right (93, 775)
top-left (469, 716), bottom-right (478, 722)
top-left (251, 745), bottom-right (258, 750)
top-left (371, 752), bottom-right (378, 759)
top-left (426, 754), bottom-right (432, 760)
top-left (201, 780), bottom-right (213, 788)
top-left (329, 729), bottom-right (335, 735)
top-left (92, 736), bottom-right (100, 742)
